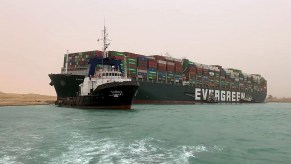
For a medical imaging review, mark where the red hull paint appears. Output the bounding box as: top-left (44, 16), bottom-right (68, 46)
top-left (62, 105), bottom-right (132, 110)
top-left (133, 100), bottom-right (195, 104)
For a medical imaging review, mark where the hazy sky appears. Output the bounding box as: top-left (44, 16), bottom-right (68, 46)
top-left (0, 0), bottom-right (290, 97)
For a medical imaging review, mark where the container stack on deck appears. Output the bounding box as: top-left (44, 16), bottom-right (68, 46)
top-left (62, 50), bottom-right (267, 93)
top-left (62, 50), bottom-right (103, 74)
top-left (147, 57), bottom-right (157, 80)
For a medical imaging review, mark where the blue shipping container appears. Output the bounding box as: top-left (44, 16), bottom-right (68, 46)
top-left (138, 56), bottom-right (148, 61)
top-left (148, 68), bottom-right (157, 71)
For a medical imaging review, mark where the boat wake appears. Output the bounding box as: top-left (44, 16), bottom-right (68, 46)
top-left (48, 135), bottom-right (224, 164)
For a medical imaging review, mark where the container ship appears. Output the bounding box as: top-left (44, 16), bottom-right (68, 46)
top-left (49, 29), bottom-right (267, 104)
top-left (49, 50), bottom-right (267, 104)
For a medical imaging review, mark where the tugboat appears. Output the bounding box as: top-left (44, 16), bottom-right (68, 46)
top-left (57, 26), bottom-right (139, 110)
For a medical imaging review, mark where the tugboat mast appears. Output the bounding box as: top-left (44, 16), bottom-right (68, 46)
top-left (98, 25), bottom-right (110, 58)
top-left (97, 25), bottom-right (127, 76)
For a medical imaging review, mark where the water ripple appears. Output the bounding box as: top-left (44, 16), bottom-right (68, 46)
top-left (48, 135), bottom-right (223, 164)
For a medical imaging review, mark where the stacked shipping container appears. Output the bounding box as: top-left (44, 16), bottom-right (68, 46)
top-left (63, 50), bottom-right (266, 92)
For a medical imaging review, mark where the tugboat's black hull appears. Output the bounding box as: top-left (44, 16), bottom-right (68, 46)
top-left (57, 81), bottom-right (139, 110)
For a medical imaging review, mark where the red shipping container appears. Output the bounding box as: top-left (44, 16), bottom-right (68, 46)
top-left (94, 50), bottom-right (103, 56)
top-left (158, 63), bottom-right (166, 67)
top-left (138, 61), bottom-right (147, 67)
top-left (189, 70), bottom-right (196, 74)
top-left (148, 62), bottom-right (158, 69)
top-left (167, 65), bottom-right (175, 70)
top-left (158, 66), bottom-right (166, 69)
top-left (197, 67), bottom-right (202, 70)
top-left (123, 52), bottom-right (139, 58)
top-left (175, 66), bottom-right (183, 69)
top-left (158, 68), bottom-right (167, 72)
top-left (189, 67), bottom-right (197, 72)
top-left (154, 55), bottom-right (168, 61)
top-left (158, 66), bottom-right (166, 70)
top-left (112, 56), bottom-right (124, 60)
top-left (138, 66), bottom-right (148, 70)
top-left (148, 59), bottom-right (158, 68)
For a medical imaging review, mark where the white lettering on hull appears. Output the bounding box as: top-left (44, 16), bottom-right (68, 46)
top-left (237, 92), bottom-right (241, 102)
top-left (202, 89), bottom-right (208, 100)
top-left (241, 93), bottom-right (245, 99)
top-left (195, 88), bottom-right (201, 100)
top-left (232, 92), bottom-right (236, 102)
top-left (226, 91), bottom-right (231, 101)
top-left (194, 88), bottom-right (245, 102)
top-left (215, 90), bottom-right (220, 101)
top-left (221, 91), bottom-right (226, 101)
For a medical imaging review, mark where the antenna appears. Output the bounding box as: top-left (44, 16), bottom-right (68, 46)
top-left (97, 25), bottom-right (111, 58)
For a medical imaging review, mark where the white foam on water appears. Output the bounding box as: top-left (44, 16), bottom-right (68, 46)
top-left (0, 155), bottom-right (22, 164)
top-left (49, 132), bottom-right (224, 164)
top-left (213, 145), bottom-right (224, 152)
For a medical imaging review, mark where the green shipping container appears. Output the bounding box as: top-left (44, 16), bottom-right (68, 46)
top-left (111, 51), bottom-right (124, 56)
top-left (148, 71), bottom-right (157, 74)
top-left (128, 61), bottom-right (137, 65)
top-left (127, 58), bottom-right (137, 62)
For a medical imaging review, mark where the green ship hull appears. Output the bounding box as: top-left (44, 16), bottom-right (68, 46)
top-left (49, 74), bottom-right (267, 104)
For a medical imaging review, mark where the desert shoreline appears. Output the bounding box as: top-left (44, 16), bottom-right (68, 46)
top-left (0, 92), bottom-right (56, 107)
top-left (0, 101), bottom-right (56, 107)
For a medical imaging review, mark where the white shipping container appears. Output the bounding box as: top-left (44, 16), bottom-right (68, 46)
top-left (158, 60), bottom-right (167, 64)
top-left (214, 67), bottom-right (220, 72)
top-left (167, 62), bottom-right (175, 66)
top-left (173, 58), bottom-right (182, 62)
top-left (209, 72), bottom-right (215, 76)
top-left (208, 66), bottom-right (215, 71)
top-left (202, 64), bottom-right (209, 69)
top-left (147, 56), bottom-right (156, 60)
top-left (165, 57), bottom-right (174, 61)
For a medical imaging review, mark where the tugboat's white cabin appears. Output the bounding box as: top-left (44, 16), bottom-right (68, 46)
top-left (79, 69), bottom-right (131, 96)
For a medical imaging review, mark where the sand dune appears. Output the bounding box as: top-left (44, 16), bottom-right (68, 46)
top-left (0, 92), bottom-right (56, 106)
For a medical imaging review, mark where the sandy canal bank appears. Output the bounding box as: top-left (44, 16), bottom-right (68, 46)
top-left (0, 92), bottom-right (56, 106)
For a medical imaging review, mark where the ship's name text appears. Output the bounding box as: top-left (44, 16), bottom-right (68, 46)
top-left (195, 88), bottom-right (245, 102)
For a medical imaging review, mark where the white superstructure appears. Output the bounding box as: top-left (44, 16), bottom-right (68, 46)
top-left (79, 68), bottom-right (132, 96)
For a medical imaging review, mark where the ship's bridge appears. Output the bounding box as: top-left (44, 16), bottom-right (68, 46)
top-left (95, 69), bottom-right (123, 79)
